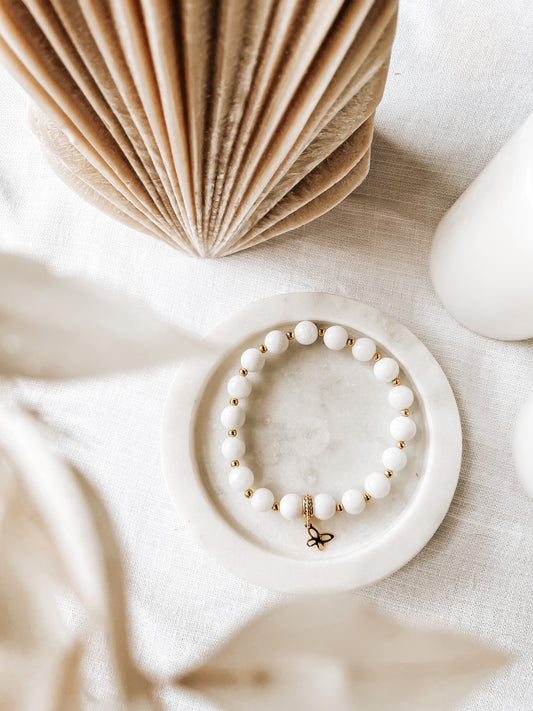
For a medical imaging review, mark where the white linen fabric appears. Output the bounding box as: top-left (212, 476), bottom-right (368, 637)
top-left (1, 1), bottom-right (532, 709)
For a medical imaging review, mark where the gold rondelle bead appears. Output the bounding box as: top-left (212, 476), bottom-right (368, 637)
top-left (302, 494), bottom-right (314, 517)
top-left (401, 408), bottom-right (410, 417)
top-left (272, 502), bottom-right (280, 511)
top-left (364, 493), bottom-right (372, 502)
top-left (346, 337), bottom-right (355, 347)
top-left (318, 327), bottom-right (326, 337)
top-left (384, 469), bottom-right (393, 478)
top-left (397, 441), bottom-right (406, 449)
top-left (228, 429), bottom-right (237, 437)
top-left (239, 368), bottom-right (248, 377)
top-left (286, 330), bottom-right (295, 340)
top-left (230, 397), bottom-right (239, 406)
top-left (336, 503), bottom-right (344, 512)
top-left (392, 377), bottom-right (401, 386)
top-left (373, 352), bottom-right (382, 361)
top-left (231, 460), bottom-right (240, 467)
top-left (259, 344), bottom-right (267, 353)
top-left (244, 488), bottom-right (254, 498)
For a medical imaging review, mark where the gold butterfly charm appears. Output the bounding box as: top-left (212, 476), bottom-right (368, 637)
top-left (306, 524), bottom-right (334, 551)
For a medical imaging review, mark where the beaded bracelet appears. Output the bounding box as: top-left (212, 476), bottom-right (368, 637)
top-left (220, 321), bottom-right (416, 551)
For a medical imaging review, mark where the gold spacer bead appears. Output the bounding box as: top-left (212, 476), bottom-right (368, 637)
top-left (239, 368), bottom-right (248, 377)
top-left (231, 460), bottom-right (240, 467)
top-left (401, 408), bottom-right (410, 417)
top-left (384, 469), bottom-right (393, 478)
top-left (318, 327), bottom-right (326, 337)
top-left (230, 398), bottom-right (239, 406)
top-left (228, 429), bottom-right (237, 437)
top-left (346, 337), bottom-right (355, 347)
top-left (364, 493), bottom-right (372, 502)
top-left (302, 494), bottom-right (313, 518)
top-left (259, 344), bottom-right (267, 353)
top-left (272, 502), bottom-right (280, 511)
top-left (392, 377), bottom-right (401, 386)
top-left (286, 330), bottom-right (295, 340)
top-left (336, 503), bottom-right (344, 512)
top-left (373, 352), bottom-right (382, 361)
top-left (397, 441), bottom-right (406, 449)
top-left (244, 488), bottom-right (254, 498)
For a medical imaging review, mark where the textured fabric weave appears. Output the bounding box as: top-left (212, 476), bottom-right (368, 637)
top-left (1, 1), bottom-right (532, 708)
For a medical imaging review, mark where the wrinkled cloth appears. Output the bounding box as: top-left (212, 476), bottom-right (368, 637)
top-left (0, 1), bottom-right (532, 709)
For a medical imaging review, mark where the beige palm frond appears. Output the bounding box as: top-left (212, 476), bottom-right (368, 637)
top-left (0, 0), bottom-right (397, 256)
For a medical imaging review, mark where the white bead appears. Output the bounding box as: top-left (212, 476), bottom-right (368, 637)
top-left (294, 320), bottom-right (318, 345)
top-left (382, 446), bottom-right (407, 471)
top-left (264, 330), bottom-right (289, 354)
top-left (280, 493), bottom-right (302, 520)
top-left (390, 416), bottom-right (417, 442)
top-left (323, 325), bottom-right (348, 350)
top-left (314, 493), bottom-right (336, 520)
top-left (251, 487), bottom-right (275, 512)
top-left (220, 405), bottom-right (246, 429)
top-left (365, 471), bottom-right (391, 499)
top-left (352, 337), bottom-right (376, 361)
top-left (228, 466), bottom-right (254, 490)
top-left (388, 384), bottom-right (414, 409)
top-left (241, 348), bottom-right (265, 372)
top-left (341, 489), bottom-right (366, 515)
top-left (227, 375), bottom-right (252, 398)
top-left (221, 437), bottom-right (246, 460)
top-left (374, 357), bottom-right (400, 382)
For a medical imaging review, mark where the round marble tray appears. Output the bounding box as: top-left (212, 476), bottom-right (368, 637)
top-left (161, 293), bottom-right (462, 593)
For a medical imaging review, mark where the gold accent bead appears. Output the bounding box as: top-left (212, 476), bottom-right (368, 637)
top-left (373, 352), bottom-right (382, 361)
top-left (392, 377), bottom-right (401, 386)
top-left (318, 327), bottom-right (326, 337)
top-left (244, 488), bottom-right (254, 498)
top-left (231, 460), bottom-right (240, 467)
top-left (259, 344), bottom-right (267, 353)
top-left (384, 469), bottom-right (393, 478)
top-left (364, 493), bottom-right (372, 502)
top-left (286, 330), bottom-right (295, 340)
top-left (230, 397), bottom-right (239, 406)
top-left (302, 494), bottom-right (314, 518)
top-left (336, 503), bottom-right (344, 512)
top-left (346, 337), bottom-right (355, 347)
top-left (272, 502), bottom-right (280, 511)
top-left (397, 441), bottom-right (406, 449)
top-left (401, 408), bottom-right (410, 417)
top-left (239, 368), bottom-right (248, 376)
top-left (228, 429), bottom-right (237, 437)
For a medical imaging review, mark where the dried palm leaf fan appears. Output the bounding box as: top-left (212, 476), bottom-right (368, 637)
top-left (0, 0), bottom-right (397, 257)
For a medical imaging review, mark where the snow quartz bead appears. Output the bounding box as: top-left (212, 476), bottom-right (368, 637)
top-left (251, 487), bottom-right (275, 512)
top-left (221, 436), bottom-right (246, 460)
top-left (280, 493), bottom-right (302, 520)
top-left (294, 320), bottom-right (318, 345)
top-left (220, 322), bottom-right (417, 551)
top-left (241, 347), bottom-right (265, 372)
top-left (388, 384), bottom-right (414, 409)
top-left (264, 329), bottom-right (289, 354)
top-left (220, 405), bottom-right (246, 429)
top-left (229, 466), bottom-right (254, 491)
top-left (227, 374), bottom-right (252, 399)
top-left (314, 493), bottom-right (337, 520)
top-left (352, 336), bottom-right (376, 361)
top-left (323, 325), bottom-right (348, 351)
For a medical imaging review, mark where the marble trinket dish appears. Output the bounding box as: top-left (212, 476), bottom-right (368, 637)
top-left (161, 293), bottom-right (462, 593)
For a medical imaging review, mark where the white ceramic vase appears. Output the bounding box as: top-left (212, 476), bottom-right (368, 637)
top-left (431, 112), bottom-right (533, 340)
